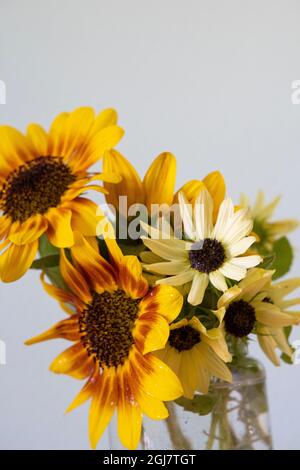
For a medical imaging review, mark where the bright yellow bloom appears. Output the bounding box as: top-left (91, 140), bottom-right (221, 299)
top-left (240, 191), bottom-right (298, 252)
top-left (218, 268), bottom-right (300, 366)
top-left (103, 149), bottom-right (226, 217)
top-left (25, 233), bottom-right (183, 450)
top-left (156, 313), bottom-right (232, 398)
top-left (0, 107), bottom-right (124, 282)
top-left (142, 189), bottom-right (261, 306)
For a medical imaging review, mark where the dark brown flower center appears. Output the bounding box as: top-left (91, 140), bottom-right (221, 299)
top-left (263, 296), bottom-right (273, 304)
top-left (169, 325), bottom-right (201, 352)
top-left (79, 290), bottom-right (140, 368)
top-left (188, 239), bottom-right (226, 273)
top-left (224, 299), bottom-right (256, 338)
top-left (0, 156), bottom-right (75, 222)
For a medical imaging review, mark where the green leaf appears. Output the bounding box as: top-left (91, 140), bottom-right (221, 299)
top-left (31, 254), bottom-right (60, 270)
top-left (281, 352), bottom-right (293, 365)
top-left (175, 394), bottom-right (217, 416)
top-left (272, 237), bottom-right (293, 280)
top-left (281, 326), bottom-right (294, 364)
top-left (259, 253), bottom-right (276, 270)
top-left (38, 234), bottom-right (60, 257)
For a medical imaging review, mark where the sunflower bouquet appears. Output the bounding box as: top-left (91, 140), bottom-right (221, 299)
top-left (0, 107), bottom-right (299, 450)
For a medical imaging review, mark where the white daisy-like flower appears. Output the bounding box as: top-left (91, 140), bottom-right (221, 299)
top-left (142, 189), bottom-right (262, 306)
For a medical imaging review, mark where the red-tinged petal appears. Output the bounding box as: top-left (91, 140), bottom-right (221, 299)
top-left (50, 341), bottom-right (94, 379)
top-left (118, 255), bottom-right (149, 299)
top-left (71, 231), bottom-right (117, 292)
top-left (25, 316), bottom-right (80, 345)
top-left (60, 249), bottom-right (92, 304)
top-left (89, 368), bottom-right (118, 449)
top-left (139, 285), bottom-right (183, 323)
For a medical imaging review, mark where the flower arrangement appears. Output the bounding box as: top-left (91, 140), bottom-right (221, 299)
top-left (0, 106), bottom-right (299, 450)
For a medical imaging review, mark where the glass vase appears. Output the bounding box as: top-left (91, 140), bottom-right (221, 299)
top-left (108, 357), bottom-right (273, 450)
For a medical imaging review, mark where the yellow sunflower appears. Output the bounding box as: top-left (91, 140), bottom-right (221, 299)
top-left (0, 107), bottom-right (124, 282)
top-left (156, 313), bottom-right (232, 398)
top-left (240, 191), bottom-right (298, 252)
top-left (25, 232), bottom-right (183, 450)
top-left (103, 149), bottom-right (225, 217)
top-left (218, 268), bottom-right (300, 365)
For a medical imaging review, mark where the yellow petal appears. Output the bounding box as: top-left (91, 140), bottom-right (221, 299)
top-left (139, 285), bottom-right (183, 323)
top-left (117, 367), bottom-right (142, 450)
top-left (257, 325), bottom-right (280, 366)
top-left (91, 108), bottom-right (118, 135)
top-left (48, 112), bottom-right (69, 156)
top-left (25, 316), bottom-right (80, 345)
top-left (203, 171), bottom-right (226, 221)
top-left (118, 255), bottom-right (149, 299)
top-left (27, 124), bottom-right (48, 156)
top-left (0, 240), bottom-right (38, 282)
top-left (103, 149), bottom-right (144, 210)
top-left (45, 207), bottom-right (74, 247)
top-left (71, 231), bottom-right (117, 292)
top-left (0, 126), bottom-right (35, 176)
top-left (50, 341), bottom-right (94, 379)
top-left (74, 125), bottom-right (124, 172)
top-left (60, 249), bottom-right (92, 303)
top-left (89, 369), bottom-right (117, 449)
top-left (174, 179), bottom-right (206, 204)
top-left (8, 215), bottom-right (48, 245)
top-left (143, 152), bottom-right (176, 210)
top-left (134, 311), bottom-right (170, 355)
top-left (68, 197), bottom-right (102, 236)
top-left (136, 389), bottom-right (168, 420)
top-left (40, 272), bottom-right (82, 309)
top-left (60, 107), bottom-right (95, 160)
top-left (66, 372), bottom-right (98, 413)
top-left (254, 302), bottom-right (298, 327)
top-left (137, 352), bottom-right (183, 401)
top-left (177, 351), bottom-right (198, 399)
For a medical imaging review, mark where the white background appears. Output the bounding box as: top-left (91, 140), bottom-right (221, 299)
top-left (0, 0), bottom-right (300, 449)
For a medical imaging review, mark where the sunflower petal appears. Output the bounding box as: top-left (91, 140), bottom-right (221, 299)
top-left (117, 368), bottom-right (142, 450)
top-left (25, 316), bottom-right (80, 345)
top-left (27, 124), bottom-right (48, 156)
top-left (71, 231), bottom-right (116, 292)
top-left (89, 369), bottom-right (117, 449)
top-left (68, 198), bottom-right (102, 236)
top-left (60, 249), bottom-right (92, 303)
top-left (8, 215), bottom-right (48, 245)
top-left (143, 152), bottom-right (176, 210)
top-left (139, 285), bottom-right (183, 323)
top-left (118, 255), bottom-right (148, 299)
top-left (103, 149), bottom-right (144, 210)
top-left (50, 341), bottom-right (94, 379)
top-left (203, 171), bottom-right (226, 221)
top-left (0, 240), bottom-right (38, 282)
top-left (46, 207), bottom-right (74, 248)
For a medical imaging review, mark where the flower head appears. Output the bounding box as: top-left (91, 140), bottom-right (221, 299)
top-left (0, 107), bottom-right (124, 282)
top-left (143, 189), bottom-right (262, 306)
top-left (25, 233), bottom-right (183, 450)
top-left (240, 191), bottom-right (298, 252)
top-left (156, 312), bottom-right (232, 398)
top-left (218, 268), bottom-right (300, 365)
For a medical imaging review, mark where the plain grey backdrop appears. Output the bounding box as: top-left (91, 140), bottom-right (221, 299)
top-left (0, 0), bottom-right (300, 449)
